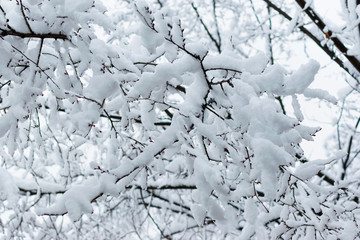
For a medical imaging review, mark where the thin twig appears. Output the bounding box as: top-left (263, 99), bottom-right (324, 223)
top-left (19, 0), bottom-right (34, 34)
top-left (212, 0), bottom-right (222, 52)
top-left (191, 3), bottom-right (221, 53)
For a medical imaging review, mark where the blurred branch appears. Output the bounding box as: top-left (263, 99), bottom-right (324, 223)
top-left (140, 190), bottom-right (172, 240)
top-left (265, 5), bottom-right (286, 115)
top-left (212, 0), bottom-right (222, 51)
top-left (295, 0), bottom-right (360, 77)
top-left (341, 116), bottom-right (360, 180)
top-left (264, 0), bottom-right (360, 82)
top-left (358, 0), bottom-right (360, 35)
top-left (191, 3), bottom-right (221, 53)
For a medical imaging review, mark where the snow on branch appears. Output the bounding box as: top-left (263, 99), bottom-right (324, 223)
top-left (0, 0), bottom-right (358, 239)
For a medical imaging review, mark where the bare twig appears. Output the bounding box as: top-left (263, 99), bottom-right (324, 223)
top-left (191, 3), bottom-right (221, 53)
top-left (139, 189), bottom-right (172, 240)
top-left (19, 0), bottom-right (34, 33)
top-left (212, 0), bottom-right (222, 51)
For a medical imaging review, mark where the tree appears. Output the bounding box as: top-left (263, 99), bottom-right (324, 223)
top-left (0, 0), bottom-right (359, 239)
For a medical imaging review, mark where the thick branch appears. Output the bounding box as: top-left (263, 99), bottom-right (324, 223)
top-left (295, 0), bottom-right (360, 75)
top-left (264, 0), bottom-right (360, 81)
top-left (0, 30), bottom-right (68, 40)
top-left (18, 184), bottom-right (197, 196)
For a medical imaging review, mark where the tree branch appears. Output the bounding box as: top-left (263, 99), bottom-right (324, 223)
top-left (0, 30), bottom-right (68, 40)
top-left (295, 0), bottom-right (360, 76)
top-left (264, 0), bottom-right (360, 82)
top-left (191, 3), bottom-right (221, 53)
top-left (19, 0), bottom-right (34, 34)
